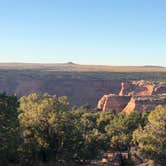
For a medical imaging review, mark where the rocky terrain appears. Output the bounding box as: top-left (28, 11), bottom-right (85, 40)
top-left (98, 80), bottom-right (166, 113)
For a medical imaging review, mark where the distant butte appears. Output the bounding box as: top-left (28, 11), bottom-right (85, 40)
top-left (66, 62), bottom-right (76, 65)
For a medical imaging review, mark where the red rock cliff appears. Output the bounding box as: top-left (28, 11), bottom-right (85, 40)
top-left (119, 80), bottom-right (155, 96)
top-left (98, 80), bottom-right (166, 113)
top-left (97, 94), bottom-right (131, 112)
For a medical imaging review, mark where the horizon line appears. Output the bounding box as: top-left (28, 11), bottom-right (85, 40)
top-left (0, 62), bottom-right (165, 68)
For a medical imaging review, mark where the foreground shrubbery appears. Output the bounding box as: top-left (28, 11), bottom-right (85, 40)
top-left (133, 105), bottom-right (166, 165)
top-left (0, 92), bottom-right (166, 165)
top-left (0, 93), bottom-right (19, 165)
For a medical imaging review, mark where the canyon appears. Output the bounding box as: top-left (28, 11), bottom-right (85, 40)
top-left (0, 64), bottom-right (165, 109)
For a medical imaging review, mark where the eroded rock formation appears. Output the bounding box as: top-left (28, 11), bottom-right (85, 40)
top-left (97, 94), bottom-right (131, 112)
top-left (98, 80), bottom-right (166, 113)
top-left (118, 80), bottom-right (155, 96)
top-left (123, 95), bottom-right (166, 114)
top-left (153, 82), bottom-right (166, 95)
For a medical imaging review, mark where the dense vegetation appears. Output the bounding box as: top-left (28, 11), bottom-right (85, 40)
top-left (0, 92), bottom-right (166, 165)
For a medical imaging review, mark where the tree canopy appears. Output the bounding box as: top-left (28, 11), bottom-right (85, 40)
top-left (133, 106), bottom-right (166, 166)
top-left (0, 93), bottom-right (19, 164)
top-left (0, 92), bottom-right (165, 166)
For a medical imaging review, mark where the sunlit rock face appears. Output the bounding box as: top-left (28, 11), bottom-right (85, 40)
top-left (97, 94), bottom-right (131, 112)
top-left (98, 80), bottom-right (166, 113)
top-left (123, 96), bottom-right (166, 114)
top-left (119, 80), bottom-right (155, 96)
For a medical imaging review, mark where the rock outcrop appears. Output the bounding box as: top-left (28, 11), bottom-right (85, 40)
top-left (97, 94), bottom-right (131, 112)
top-left (123, 95), bottom-right (166, 114)
top-left (118, 80), bottom-right (155, 96)
top-left (122, 97), bottom-right (136, 114)
top-left (98, 80), bottom-right (166, 113)
top-left (153, 82), bottom-right (166, 95)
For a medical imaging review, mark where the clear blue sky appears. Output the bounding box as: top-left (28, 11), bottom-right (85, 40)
top-left (0, 0), bottom-right (166, 66)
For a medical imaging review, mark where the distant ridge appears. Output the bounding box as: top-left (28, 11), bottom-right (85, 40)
top-left (143, 65), bottom-right (164, 68)
top-left (0, 63), bottom-right (165, 72)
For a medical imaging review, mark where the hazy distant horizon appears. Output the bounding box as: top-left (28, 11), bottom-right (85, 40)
top-left (0, 58), bottom-right (165, 67)
top-left (0, 61), bottom-right (165, 68)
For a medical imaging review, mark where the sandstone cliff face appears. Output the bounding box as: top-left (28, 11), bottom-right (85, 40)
top-left (97, 94), bottom-right (131, 112)
top-left (122, 97), bottom-right (136, 114)
top-left (98, 80), bottom-right (166, 113)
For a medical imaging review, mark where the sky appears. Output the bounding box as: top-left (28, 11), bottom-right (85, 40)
top-left (0, 0), bottom-right (166, 66)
